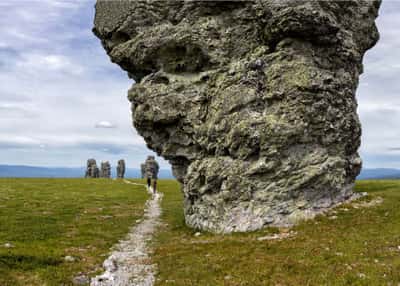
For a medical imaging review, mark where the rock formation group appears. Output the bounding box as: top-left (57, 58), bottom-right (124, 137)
top-left (84, 159), bottom-right (125, 179)
top-left (94, 0), bottom-right (381, 232)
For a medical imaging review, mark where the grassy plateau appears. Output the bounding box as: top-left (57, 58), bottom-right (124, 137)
top-left (153, 180), bottom-right (400, 286)
top-left (0, 178), bottom-right (399, 285)
top-left (0, 178), bottom-right (149, 286)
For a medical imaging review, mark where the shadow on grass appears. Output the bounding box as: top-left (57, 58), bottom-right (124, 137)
top-left (0, 254), bottom-right (62, 270)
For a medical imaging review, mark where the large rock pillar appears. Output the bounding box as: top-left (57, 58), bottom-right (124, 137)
top-left (93, 0), bottom-right (381, 233)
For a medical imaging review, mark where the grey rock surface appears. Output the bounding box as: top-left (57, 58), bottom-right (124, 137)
top-left (64, 255), bottom-right (76, 263)
top-left (100, 161), bottom-right (111, 178)
top-left (144, 156), bottom-right (159, 180)
top-left (85, 159), bottom-right (99, 178)
top-left (94, 0), bottom-right (381, 233)
top-left (140, 163), bottom-right (146, 179)
top-left (117, 159), bottom-right (126, 178)
top-left (72, 275), bottom-right (90, 286)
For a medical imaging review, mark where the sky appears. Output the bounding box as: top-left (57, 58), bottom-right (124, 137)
top-left (0, 0), bottom-right (398, 170)
top-left (0, 0), bottom-right (169, 169)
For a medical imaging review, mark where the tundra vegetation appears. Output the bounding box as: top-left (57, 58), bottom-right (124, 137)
top-left (0, 179), bottom-right (399, 285)
top-left (0, 178), bottom-right (148, 286)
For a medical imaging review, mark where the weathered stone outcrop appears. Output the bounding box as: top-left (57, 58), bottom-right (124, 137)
top-left (144, 156), bottom-right (159, 180)
top-left (100, 161), bottom-right (111, 178)
top-left (94, 0), bottom-right (381, 233)
top-left (117, 159), bottom-right (126, 178)
top-left (85, 159), bottom-right (99, 178)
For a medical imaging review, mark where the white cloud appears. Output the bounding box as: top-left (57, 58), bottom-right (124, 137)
top-left (0, 135), bottom-right (42, 148)
top-left (16, 53), bottom-right (84, 75)
top-left (43, 0), bottom-right (84, 9)
top-left (95, 121), bottom-right (117, 129)
top-left (0, 102), bottom-right (37, 118)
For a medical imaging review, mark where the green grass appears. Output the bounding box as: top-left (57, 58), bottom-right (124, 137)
top-left (153, 180), bottom-right (400, 286)
top-left (2, 179), bottom-right (400, 285)
top-left (0, 178), bottom-right (149, 286)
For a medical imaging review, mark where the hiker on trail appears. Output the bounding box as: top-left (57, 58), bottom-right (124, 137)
top-left (144, 155), bottom-right (159, 194)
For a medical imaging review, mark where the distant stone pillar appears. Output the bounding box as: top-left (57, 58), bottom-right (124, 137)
top-left (100, 162), bottom-right (105, 178)
top-left (85, 159), bottom-right (98, 178)
top-left (100, 161), bottom-right (111, 178)
top-left (94, 166), bottom-right (100, 178)
top-left (117, 159), bottom-right (126, 178)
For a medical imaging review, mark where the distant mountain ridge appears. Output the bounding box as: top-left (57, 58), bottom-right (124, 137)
top-left (0, 165), bottom-right (399, 180)
top-left (356, 168), bottom-right (400, 180)
top-left (0, 165), bottom-right (173, 179)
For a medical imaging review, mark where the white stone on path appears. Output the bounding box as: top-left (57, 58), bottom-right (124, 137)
top-left (91, 181), bottom-right (162, 286)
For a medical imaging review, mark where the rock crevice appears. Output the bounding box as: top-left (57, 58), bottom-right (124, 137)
top-left (94, 0), bottom-right (381, 233)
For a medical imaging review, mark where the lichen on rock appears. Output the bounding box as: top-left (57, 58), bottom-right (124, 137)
top-left (93, 0), bottom-right (381, 233)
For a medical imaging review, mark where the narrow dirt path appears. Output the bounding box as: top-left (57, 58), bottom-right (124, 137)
top-left (122, 180), bottom-right (148, 188)
top-left (91, 180), bottom-right (162, 286)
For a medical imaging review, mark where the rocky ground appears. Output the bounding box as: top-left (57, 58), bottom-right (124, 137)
top-left (91, 182), bottom-right (162, 286)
